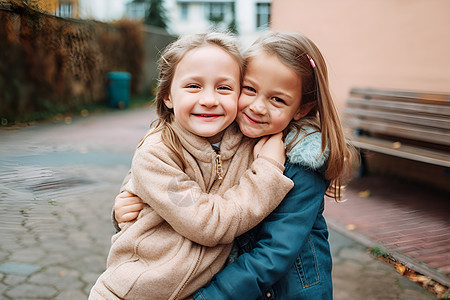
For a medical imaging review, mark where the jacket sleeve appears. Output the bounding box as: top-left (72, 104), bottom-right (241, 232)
top-left (193, 164), bottom-right (328, 299)
top-left (125, 140), bottom-right (294, 247)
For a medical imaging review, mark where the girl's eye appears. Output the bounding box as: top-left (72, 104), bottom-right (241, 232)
top-left (186, 84), bottom-right (200, 89)
top-left (243, 86), bottom-right (256, 93)
top-left (272, 97), bottom-right (285, 104)
top-left (218, 86), bottom-right (232, 91)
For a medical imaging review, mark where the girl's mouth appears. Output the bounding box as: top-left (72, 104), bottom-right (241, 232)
top-left (192, 113), bottom-right (222, 120)
top-left (244, 113), bottom-right (266, 125)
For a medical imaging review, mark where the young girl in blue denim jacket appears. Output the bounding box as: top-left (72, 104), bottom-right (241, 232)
top-left (115, 31), bottom-right (354, 300)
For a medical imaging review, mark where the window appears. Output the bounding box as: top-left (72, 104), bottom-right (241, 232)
top-left (57, 4), bottom-right (71, 18)
top-left (256, 2), bottom-right (270, 29)
top-left (208, 3), bottom-right (225, 22)
top-left (126, 2), bottom-right (147, 20)
top-left (180, 3), bottom-right (189, 20)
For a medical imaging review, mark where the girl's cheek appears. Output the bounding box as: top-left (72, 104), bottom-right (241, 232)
top-left (238, 95), bottom-right (250, 111)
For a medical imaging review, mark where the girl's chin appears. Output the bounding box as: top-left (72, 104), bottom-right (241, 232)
top-left (239, 125), bottom-right (264, 138)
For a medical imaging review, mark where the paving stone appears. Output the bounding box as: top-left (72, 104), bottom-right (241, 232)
top-left (363, 275), bottom-right (402, 299)
top-left (17, 237), bottom-right (39, 248)
top-left (8, 248), bottom-right (46, 264)
top-left (29, 268), bottom-right (83, 290)
top-left (54, 289), bottom-right (87, 299)
top-left (0, 282), bottom-right (8, 295)
top-left (333, 260), bottom-right (364, 276)
top-left (339, 247), bottom-right (374, 263)
top-left (398, 289), bottom-right (436, 300)
top-left (3, 274), bottom-right (28, 286)
top-left (76, 255), bottom-right (108, 273)
top-left (0, 238), bottom-right (22, 253)
top-left (39, 240), bottom-right (72, 253)
top-left (82, 272), bottom-right (101, 287)
top-left (5, 283), bottom-right (58, 299)
top-left (397, 273), bottom-right (434, 293)
top-left (0, 251), bottom-right (9, 261)
top-left (333, 276), bottom-right (359, 300)
top-left (364, 258), bottom-right (395, 273)
top-left (0, 262), bottom-right (40, 276)
top-left (37, 252), bottom-right (70, 267)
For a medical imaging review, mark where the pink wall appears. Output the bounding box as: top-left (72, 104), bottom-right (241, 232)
top-left (271, 0), bottom-right (450, 113)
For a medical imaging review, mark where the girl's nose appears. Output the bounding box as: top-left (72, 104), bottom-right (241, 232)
top-left (199, 90), bottom-right (219, 107)
top-left (249, 96), bottom-right (267, 115)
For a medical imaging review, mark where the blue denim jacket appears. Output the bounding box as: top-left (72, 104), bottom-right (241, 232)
top-left (193, 129), bottom-right (333, 300)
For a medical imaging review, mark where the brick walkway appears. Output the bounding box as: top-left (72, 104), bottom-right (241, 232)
top-left (324, 174), bottom-right (450, 287)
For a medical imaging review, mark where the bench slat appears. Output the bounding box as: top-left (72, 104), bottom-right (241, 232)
top-left (344, 107), bottom-right (450, 130)
top-left (346, 98), bottom-right (450, 116)
top-left (351, 136), bottom-right (450, 168)
top-left (345, 118), bottom-right (450, 146)
top-left (345, 88), bottom-right (450, 168)
top-left (350, 88), bottom-right (450, 104)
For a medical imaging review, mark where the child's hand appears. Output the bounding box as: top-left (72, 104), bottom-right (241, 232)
top-left (114, 191), bottom-right (144, 224)
top-left (253, 132), bottom-right (286, 166)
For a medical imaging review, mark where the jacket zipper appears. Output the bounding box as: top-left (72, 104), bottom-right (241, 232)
top-left (215, 153), bottom-right (223, 182)
top-left (211, 145), bottom-right (223, 183)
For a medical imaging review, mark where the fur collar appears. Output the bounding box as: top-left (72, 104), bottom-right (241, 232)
top-left (285, 127), bottom-right (329, 170)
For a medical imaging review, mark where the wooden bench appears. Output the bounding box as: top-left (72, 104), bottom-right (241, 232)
top-left (344, 88), bottom-right (450, 175)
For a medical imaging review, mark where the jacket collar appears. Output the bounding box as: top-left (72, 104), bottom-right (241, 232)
top-left (171, 120), bottom-right (243, 163)
top-left (285, 127), bottom-right (329, 170)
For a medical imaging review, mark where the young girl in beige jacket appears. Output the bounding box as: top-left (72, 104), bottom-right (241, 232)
top-left (89, 32), bottom-right (294, 300)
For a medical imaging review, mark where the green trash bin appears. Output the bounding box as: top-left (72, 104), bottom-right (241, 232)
top-left (107, 72), bottom-right (131, 109)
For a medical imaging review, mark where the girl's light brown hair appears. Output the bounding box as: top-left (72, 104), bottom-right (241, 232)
top-left (141, 32), bottom-right (244, 168)
top-left (245, 31), bottom-right (355, 201)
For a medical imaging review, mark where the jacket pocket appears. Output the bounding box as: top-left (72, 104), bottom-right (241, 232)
top-left (294, 237), bottom-right (320, 288)
top-left (103, 257), bottom-right (144, 299)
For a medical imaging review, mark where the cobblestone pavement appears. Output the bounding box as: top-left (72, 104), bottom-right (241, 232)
top-left (0, 107), bottom-right (436, 299)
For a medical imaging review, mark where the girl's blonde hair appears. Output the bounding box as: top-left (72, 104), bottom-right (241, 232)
top-left (144, 32), bottom-right (244, 168)
top-left (245, 31), bottom-right (355, 201)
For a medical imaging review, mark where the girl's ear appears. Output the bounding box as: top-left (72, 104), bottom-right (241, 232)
top-left (293, 101), bottom-right (315, 121)
top-left (163, 94), bottom-right (173, 109)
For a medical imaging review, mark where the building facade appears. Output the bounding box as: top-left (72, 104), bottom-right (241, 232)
top-left (166, 0), bottom-right (271, 36)
top-left (26, 0), bottom-right (79, 18)
top-left (125, 0), bottom-right (272, 40)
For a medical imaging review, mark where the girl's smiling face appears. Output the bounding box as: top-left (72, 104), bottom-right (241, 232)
top-left (164, 45), bottom-right (240, 141)
top-left (237, 51), bottom-right (311, 138)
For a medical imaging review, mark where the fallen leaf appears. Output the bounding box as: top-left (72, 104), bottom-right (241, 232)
top-left (358, 189), bottom-right (371, 198)
top-left (346, 224), bottom-right (356, 231)
top-left (392, 141), bottom-right (402, 149)
top-left (395, 262), bottom-right (406, 275)
top-left (409, 274), bottom-right (430, 285)
top-left (432, 283), bottom-right (446, 295)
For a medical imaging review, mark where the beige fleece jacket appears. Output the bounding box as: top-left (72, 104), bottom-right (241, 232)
top-left (89, 121), bottom-right (293, 300)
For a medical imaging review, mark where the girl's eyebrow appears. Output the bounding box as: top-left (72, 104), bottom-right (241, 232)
top-left (272, 89), bottom-right (294, 100)
top-left (217, 75), bottom-right (239, 84)
top-left (242, 77), bottom-right (257, 86)
top-left (244, 76), bottom-right (294, 101)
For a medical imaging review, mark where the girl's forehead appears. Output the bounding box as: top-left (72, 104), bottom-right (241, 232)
top-left (180, 45), bottom-right (242, 68)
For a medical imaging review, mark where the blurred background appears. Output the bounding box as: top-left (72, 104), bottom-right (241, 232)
top-left (0, 0), bottom-right (449, 299)
top-left (2, 0), bottom-right (449, 189)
